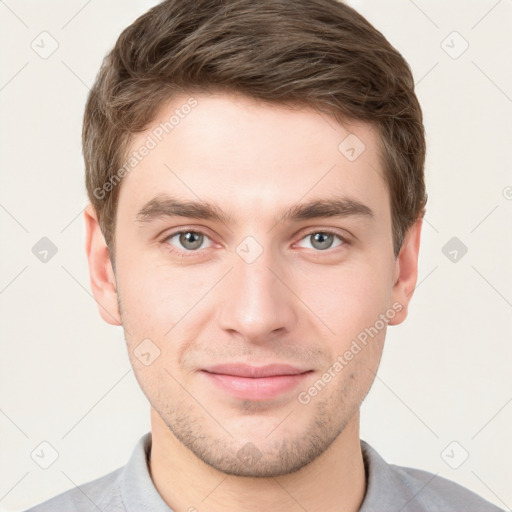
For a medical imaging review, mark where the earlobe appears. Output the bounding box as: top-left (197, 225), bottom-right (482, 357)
top-left (84, 204), bottom-right (122, 326)
top-left (388, 217), bottom-right (423, 326)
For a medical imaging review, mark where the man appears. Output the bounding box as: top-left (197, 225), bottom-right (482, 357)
top-left (25, 0), bottom-right (503, 510)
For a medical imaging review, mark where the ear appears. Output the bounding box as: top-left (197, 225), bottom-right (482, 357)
top-left (388, 217), bottom-right (423, 326)
top-left (84, 204), bottom-right (122, 326)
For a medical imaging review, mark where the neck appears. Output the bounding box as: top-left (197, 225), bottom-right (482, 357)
top-left (148, 408), bottom-right (366, 512)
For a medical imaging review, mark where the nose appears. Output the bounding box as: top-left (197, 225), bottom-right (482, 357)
top-left (217, 246), bottom-right (299, 344)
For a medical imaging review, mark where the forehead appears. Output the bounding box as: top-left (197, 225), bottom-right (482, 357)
top-left (117, 92), bottom-right (389, 227)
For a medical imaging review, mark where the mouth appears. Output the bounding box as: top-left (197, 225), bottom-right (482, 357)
top-left (200, 364), bottom-right (313, 400)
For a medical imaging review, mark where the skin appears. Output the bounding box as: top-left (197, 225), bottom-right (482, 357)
top-left (85, 92), bottom-right (422, 512)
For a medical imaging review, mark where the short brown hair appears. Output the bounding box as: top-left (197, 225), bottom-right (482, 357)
top-left (83, 0), bottom-right (427, 262)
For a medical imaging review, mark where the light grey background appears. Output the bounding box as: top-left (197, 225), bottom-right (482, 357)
top-left (1, 0), bottom-right (511, 510)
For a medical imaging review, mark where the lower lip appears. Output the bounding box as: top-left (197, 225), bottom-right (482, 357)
top-left (201, 371), bottom-right (312, 400)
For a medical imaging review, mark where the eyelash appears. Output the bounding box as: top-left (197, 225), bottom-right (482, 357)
top-left (161, 228), bottom-right (349, 258)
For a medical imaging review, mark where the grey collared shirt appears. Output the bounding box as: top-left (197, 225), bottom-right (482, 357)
top-left (24, 432), bottom-right (504, 511)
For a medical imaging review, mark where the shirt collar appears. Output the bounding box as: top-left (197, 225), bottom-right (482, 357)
top-left (120, 432), bottom-right (173, 512)
top-left (120, 432), bottom-right (429, 512)
top-left (359, 440), bottom-right (430, 512)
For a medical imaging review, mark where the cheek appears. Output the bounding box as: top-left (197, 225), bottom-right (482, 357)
top-left (116, 262), bottom-right (206, 371)
top-left (116, 257), bottom-right (206, 330)
top-left (129, 357), bottom-right (184, 419)
top-left (301, 262), bottom-right (392, 338)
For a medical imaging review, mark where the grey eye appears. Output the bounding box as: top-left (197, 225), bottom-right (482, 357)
top-left (179, 231), bottom-right (203, 250)
top-left (168, 231), bottom-right (210, 251)
top-left (311, 232), bottom-right (334, 250)
top-left (297, 232), bottom-right (344, 251)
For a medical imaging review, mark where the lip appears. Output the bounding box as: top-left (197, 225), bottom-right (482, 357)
top-left (200, 364), bottom-right (313, 400)
top-left (203, 363), bottom-right (309, 378)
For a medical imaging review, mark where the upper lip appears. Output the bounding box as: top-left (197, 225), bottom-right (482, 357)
top-left (202, 364), bottom-right (311, 378)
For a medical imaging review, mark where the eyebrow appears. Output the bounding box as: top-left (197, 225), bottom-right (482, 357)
top-left (135, 194), bottom-right (374, 226)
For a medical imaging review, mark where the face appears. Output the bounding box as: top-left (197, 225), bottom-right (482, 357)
top-left (86, 92), bottom-right (421, 477)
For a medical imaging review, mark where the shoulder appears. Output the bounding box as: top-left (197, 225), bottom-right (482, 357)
top-left (360, 440), bottom-right (505, 512)
top-left (391, 463), bottom-right (504, 512)
top-left (22, 466), bottom-right (125, 512)
top-left (23, 432), bottom-right (168, 512)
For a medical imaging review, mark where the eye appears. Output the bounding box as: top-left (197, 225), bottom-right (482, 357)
top-left (162, 228), bottom-right (348, 257)
top-left (164, 230), bottom-right (213, 254)
top-left (296, 230), bottom-right (347, 251)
